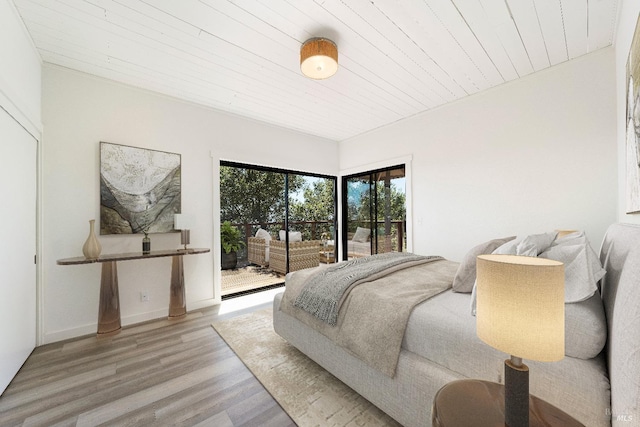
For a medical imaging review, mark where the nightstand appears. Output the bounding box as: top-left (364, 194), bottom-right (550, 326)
top-left (431, 379), bottom-right (584, 427)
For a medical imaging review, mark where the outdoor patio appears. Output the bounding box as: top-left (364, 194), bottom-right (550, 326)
top-left (221, 261), bottom-right (285, 298)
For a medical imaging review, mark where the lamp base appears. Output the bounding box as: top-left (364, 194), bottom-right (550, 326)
top-left (180, 229), bottom-right (190, 250)
top-left (505, 357), bottom-right (529, 427)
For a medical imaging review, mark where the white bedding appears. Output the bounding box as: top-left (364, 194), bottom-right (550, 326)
top-left (280, 259), bottom-right (458, 376)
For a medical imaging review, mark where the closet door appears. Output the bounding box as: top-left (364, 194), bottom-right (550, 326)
top-left (0, 108), bottom-right (37, 394)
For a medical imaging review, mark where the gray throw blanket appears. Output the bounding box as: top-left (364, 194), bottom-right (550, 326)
top-left (294, 252), bottom-right (442, 325)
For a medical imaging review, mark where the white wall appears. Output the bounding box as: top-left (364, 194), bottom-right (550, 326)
top-left (34, 3), bottom-right (632, 342)
top-left (340, 48), bottom-right (617, 261)
top-left (616, 1), bottom-right (640, 223)
top-left (42, 65), bottom-right (338, 343)
top-left (0, 0), bottom-right (41, 133)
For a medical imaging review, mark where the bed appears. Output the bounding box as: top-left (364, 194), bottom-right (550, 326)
top-left (273, 223), bottom-right (640, 426)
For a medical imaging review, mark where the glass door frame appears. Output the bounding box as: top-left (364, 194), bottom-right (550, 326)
top-left (220, 160), bottom-right (338, 272)
top-left (340, 163), bottom-right (408, 261)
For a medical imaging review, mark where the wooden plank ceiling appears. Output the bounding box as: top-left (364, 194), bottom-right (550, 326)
top-left (13, 0), bottom-right (619, 141)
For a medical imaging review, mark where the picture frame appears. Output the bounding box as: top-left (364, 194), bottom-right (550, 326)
top-left (100, 142), bottom-right (181, 235)
top-left (626, 14), bottom-right (640, 213)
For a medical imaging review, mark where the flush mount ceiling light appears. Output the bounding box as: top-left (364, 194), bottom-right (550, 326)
top-left (300, 37), bottom-right (338, 80)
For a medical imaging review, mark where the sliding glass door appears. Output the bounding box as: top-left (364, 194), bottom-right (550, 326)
top-left (220, 162), bottom-right (337, 295)
top-left (342, 165), bottom-right (406, 260)
top-left (289, 174), bottom-right (336, 263)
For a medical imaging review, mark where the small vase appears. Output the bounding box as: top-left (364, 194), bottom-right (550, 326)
top-left (82, 219), bottom-right (102, 259)
top-left (142, 232), bottom-right (151, 254)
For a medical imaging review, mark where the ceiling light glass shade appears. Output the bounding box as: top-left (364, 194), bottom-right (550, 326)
top-left (476, 254), bottom-right (565, 362)
top-left (300, 37), bottom-right (338, 79)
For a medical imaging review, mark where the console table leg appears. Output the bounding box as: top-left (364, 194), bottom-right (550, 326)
top-left (97, 261), bottom-right (121, 336)
top-left (169, 255), bottom-right (186, 319)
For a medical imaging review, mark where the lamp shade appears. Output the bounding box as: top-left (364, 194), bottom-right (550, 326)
top-left (300, 37), bottom-right (338, 79)
top-left (476, 254), bottom-right (565, 362)
top-left (174, 214), bottom-right (194, 230)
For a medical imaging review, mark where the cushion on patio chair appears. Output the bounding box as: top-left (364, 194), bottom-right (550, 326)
top-left (278, 230), bottom-right (303, 242)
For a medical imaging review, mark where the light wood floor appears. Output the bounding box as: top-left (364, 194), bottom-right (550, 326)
top-left (0, 295), bottom-right (295, 427)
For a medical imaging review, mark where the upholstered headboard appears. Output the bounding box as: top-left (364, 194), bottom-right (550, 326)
top-left (599, 223), bottom-right (640, 425)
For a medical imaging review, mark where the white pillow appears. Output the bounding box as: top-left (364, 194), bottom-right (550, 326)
top-left (278, 230), bottom-right (303, 242)
top-left (551, 231), bottom-right (604, 279)
top-left (493, 232), bottom-right (557, 256)
top-left (352, 227), bottom-right (371, 243)
top-left (516, 231), bottom-right (557, 255)
top-left (484, 230), bottom-right (603, 303)
top-left (539, 232), bottom-right (605, 303)
top-left (255, 228), bottom-right (271, 243)
top-left (452, 236), bottom-right (516, 293)
top-left (492, 237), bottom-right (521, 255)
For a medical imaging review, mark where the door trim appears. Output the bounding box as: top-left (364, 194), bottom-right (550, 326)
top-left (339, 155), bottom-right (413, 260)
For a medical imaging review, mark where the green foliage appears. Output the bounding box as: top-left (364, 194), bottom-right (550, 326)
top-left (220, 166), bottom-right (335, 240)
top-left (219, 165), bottom-right (405, 246)
top-left (289, 178), bottom-right (335, 240)
top-left (289, 179), bottom-right (334, 221)
top-left (347, 179), bottom-right (406, 230)
top-left (220, 166), bottom-right (305, 225)
top-left (220, 220), bottom-right (245, 254)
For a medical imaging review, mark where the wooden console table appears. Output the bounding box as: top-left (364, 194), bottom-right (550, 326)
top-left (57, 248), bottom-right (210, 336)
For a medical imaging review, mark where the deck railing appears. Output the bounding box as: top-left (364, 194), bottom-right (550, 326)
top-left (227, 220), bottom-right (406, 258)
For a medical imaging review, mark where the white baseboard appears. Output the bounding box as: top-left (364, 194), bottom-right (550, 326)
top-left (189, 297), bottom-right (220, 311)
top-left (43, 298), bottom-right (220, 344)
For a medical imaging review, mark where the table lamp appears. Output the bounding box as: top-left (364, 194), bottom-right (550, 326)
top-left (174, 213), bottom-right (194, 251)
top-left (476, 254), bottom-right (564, 427)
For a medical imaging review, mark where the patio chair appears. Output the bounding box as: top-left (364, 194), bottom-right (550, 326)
top-left (270, 240), bottom-right (321, 274)
top-left (347, 227), bottom-right (372, 258)
top-left (248, 228), bottom-right (272, 267)
top-left (248, 237), bottom-right (268, 267)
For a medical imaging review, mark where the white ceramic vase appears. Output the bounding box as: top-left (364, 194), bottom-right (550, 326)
top-left (82, 219), bottom-right (102, 259)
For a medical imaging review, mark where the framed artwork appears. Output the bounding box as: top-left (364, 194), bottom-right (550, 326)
top-left (626, 14), bottom-right (640, 213)
top-left (100, 142), bottom-right (181, 234)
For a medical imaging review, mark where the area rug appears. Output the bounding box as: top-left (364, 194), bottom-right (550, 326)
top-left (212, 309), bottom-right (401, 427)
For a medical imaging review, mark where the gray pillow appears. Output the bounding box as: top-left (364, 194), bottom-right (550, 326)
top-left (278, 230), bottom-right (302, 242)
top-left (352, 227), bottom-right (371, 243)
top-left (452, 236), bottom-right (516, 293)
top-left (539, 241), bottom-right (605, 303)
top-left (492, 231), bottom-right (557, 256)
top-left (516, 231), bottom-right (557, 256)
top-left (565, 290), bottom-right (607, 359)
